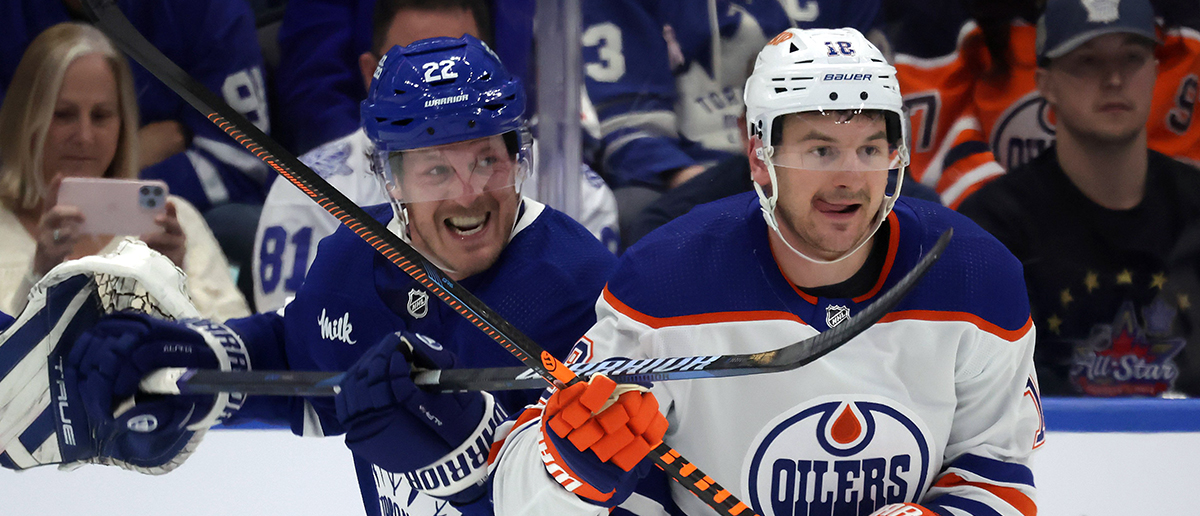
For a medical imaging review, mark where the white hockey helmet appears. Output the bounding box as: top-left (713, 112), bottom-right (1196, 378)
top-left (744, 27), bottom-right (909, 264)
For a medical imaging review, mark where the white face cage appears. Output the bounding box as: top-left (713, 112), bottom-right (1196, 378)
top-left (744, 28), bottom-right (910, 264)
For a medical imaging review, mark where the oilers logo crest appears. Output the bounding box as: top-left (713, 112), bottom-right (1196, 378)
top-left (742, 396), bottom-right (935, 516)
top-left (990, 91), bottom-right (1055, 171)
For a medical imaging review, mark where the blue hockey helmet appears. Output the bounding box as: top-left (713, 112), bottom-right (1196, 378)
top-left (361, 34), bottom-right (526, 152)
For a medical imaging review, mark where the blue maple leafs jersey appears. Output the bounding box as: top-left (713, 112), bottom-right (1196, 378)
top-left (582, 0), bottom-right (880, 189)
top-left (0, 0), bottom-right (271, 211)
top-left (490, 193), bottom-right (1044, 516)
top-left (227, 199), bottom-right (616, 516)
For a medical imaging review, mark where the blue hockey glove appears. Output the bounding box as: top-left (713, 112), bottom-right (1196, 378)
top-left (336, 331), bottom-right (507, 503)
top-left (57, 312), bottom-right (248, 473)
top-left (539, 373), bottom-right (667, 507)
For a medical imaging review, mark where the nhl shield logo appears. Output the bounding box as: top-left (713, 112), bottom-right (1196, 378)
top-left (826, 305), bottom-right (850, 328)
top-left (407, 289), bottom-right (429, 319)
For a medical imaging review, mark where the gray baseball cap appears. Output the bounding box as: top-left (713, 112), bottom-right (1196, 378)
top-left (1037, 0), bottom-right (1158, 64)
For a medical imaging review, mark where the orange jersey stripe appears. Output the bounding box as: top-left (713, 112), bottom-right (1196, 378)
top-left (602, 286), bottom-right (808, 329)
top-left (880, 311), bottom-right (1033, 342)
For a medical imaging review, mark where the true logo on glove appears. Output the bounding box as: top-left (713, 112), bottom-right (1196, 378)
top-left (51, 358), bottom-right (76, 447)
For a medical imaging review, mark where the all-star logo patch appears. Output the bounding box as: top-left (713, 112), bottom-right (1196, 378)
top-left (1069, 299), bottom-right (1186, 396)
top-left (408, 288), bottom-right (429, 319)
top-left (826, 304), bottom-right (851, 328)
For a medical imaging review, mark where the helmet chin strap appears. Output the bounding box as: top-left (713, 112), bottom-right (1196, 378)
top-left (754, 151), bottom-right (895, 266)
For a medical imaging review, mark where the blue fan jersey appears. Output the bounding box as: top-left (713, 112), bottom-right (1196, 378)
top-left (0, 0), bottom-right (271, 211)
top-left (582, 0), bottom-right (880, 189)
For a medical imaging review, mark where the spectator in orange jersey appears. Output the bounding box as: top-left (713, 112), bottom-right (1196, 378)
top-left (891, 0), bottom-right (1200, 208)
top-left (959, 0), bottom-right (1200, 397)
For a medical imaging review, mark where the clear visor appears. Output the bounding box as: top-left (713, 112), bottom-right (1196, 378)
top-left (373, 134), bottom-right (528, 203)
top-left (766, 111), bottom-right (903, 173)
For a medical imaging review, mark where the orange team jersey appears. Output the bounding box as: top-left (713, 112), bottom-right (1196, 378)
top-left (895, 21), bottom-right (1200, 208)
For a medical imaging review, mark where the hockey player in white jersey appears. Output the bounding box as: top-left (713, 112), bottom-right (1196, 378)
top-left (486, 27), bottom-right (1045, 516)
top-left (253, 0), bottom-right (619, 313)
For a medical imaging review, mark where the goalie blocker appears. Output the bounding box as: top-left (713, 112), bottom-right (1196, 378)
top-left (0, 240), bottom-right (255, 473)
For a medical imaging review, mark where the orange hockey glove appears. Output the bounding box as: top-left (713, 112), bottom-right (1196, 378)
top-left (539, 374), bottom-right (668, 507)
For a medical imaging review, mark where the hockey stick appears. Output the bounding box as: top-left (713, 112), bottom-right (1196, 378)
top-left (144, 228), bottom-right (951, 397)
top-left (79, 1), bottom-right (755, 513)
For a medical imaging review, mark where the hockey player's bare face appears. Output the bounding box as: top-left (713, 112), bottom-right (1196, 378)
top-left (1038, 34), bottom-right (1156, 145)
top-left (766, 113), bottom-right (889, 260)
top-left (393, 135), bottom-right (521, 279)
top-left (42, 53), bottom-right (122, 182)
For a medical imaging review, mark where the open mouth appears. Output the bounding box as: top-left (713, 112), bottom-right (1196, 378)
top-left (444, 213), bottom-right (490, 236)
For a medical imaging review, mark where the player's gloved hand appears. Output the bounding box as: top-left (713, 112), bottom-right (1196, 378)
top-left (335, 331), bottom-right (507, 503)
top-left (869, 503), bottom-right (940, 516)
top-left (46, 312), bottom-right (248, 474)
top-left (539, 372), bottom-right (668, 507)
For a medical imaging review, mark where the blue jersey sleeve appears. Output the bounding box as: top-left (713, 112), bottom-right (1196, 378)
top-left (124, 0), bottom-right (272, 211)
top-left (582, 0), bottom-right (693, 188)
top-left (582, 0), bottom-right (790, 189)
top-left (273, 0), bottom-right (374, 155)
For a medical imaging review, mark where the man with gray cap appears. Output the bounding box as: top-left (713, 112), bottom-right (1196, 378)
top-left (960, 0), bottom-right (1200, 397)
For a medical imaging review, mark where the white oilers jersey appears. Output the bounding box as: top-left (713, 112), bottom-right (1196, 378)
top-left (491, 194), bottom-right (1044, 516)
top-left (252, 129), bottom-right (619, 312)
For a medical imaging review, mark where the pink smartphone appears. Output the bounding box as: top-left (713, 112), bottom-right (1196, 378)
top-left (56, 178), bottom-right (169, 236)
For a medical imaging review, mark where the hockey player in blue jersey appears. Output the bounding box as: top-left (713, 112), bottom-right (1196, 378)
top-left (486, 28), bottom-right (1044, 516)
top-left (0, 35), bottom-right (617, 516)
top-left (254, 0), bottom-right (619, 313)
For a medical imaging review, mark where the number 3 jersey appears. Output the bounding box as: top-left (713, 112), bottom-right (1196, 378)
top-left (490, 193), bottom-right (1044, 516)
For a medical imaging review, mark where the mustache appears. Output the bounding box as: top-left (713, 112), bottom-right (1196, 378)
top-left (815, 189), bottom-right (872, 204)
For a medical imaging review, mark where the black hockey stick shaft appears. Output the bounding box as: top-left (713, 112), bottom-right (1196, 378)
top-left (149, 227), bottom-right (950, 397)
top-left (81, 2), bottom-right (755, 513)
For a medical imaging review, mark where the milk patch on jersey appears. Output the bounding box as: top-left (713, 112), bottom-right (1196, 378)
top-left (741, 395), bottom-right (936, 516)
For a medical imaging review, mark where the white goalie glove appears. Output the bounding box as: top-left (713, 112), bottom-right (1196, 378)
top-left (0, 238), bottom-right (247, 474)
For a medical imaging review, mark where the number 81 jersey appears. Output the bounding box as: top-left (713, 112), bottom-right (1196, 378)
top-left (253, 129), bottom-right (387, 313)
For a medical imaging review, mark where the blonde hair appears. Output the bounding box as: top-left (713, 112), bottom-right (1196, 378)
top-left (0, 22), bottom-right (140, 211)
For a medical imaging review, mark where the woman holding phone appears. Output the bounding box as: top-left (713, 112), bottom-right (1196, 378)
top-left (0, 22), bottom-right (249, 319)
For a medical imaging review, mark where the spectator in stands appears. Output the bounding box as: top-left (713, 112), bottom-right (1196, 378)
top-left (253, 0), bottom-right (619, 312)
top-left (1, 0), bottom-right (273, 307)
top-left (958, 0), bottom-right (1200, 397)
top-left (0, 22), bottom-right (249, 320)
top-left (273, 0), bottom-right (541, 156)
top-left (581, 0), bottom-right (888, 250)
top-left (891, 0), bottom-right (1200, 208)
